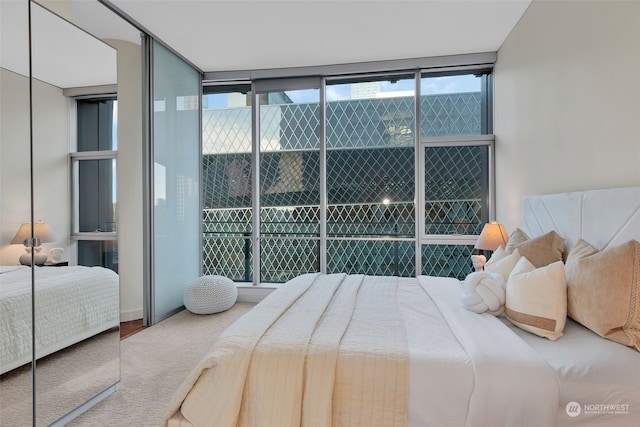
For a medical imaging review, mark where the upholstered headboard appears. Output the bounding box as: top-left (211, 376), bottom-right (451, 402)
top-left (522, 186), bottom-right (640, 252)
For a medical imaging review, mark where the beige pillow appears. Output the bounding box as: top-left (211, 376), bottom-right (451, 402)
top-left (485, 248), bottom-right (522, 281)
top-left (565, 239), bottom-right (640, 351)
top-left (564, 239), bottom-right (598, 273)
top-left (505, 257), bottom-right (567, 340)
top-left (505, 228), bottom-right (529, 254)
top-left (508, 230), bottom-right (564, 268)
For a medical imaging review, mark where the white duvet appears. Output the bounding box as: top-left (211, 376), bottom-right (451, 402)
top-left (165, 274), bottom-right (560, 427)
top-left (0, 265), bottom-right (119, 374)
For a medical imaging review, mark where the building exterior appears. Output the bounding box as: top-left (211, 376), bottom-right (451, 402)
top-left (202, 91), bottom-right (486, 282)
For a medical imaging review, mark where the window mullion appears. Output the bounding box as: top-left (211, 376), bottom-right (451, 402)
top-left (251, 88), bottom-right (260, 285)
top-left (414, 69), bottom-right (422, 276)
top-left (319, 79), bottom-right (327, 274)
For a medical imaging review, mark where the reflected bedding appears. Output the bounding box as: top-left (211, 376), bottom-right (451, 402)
top-left (0, 265), bottom-right (119, 374)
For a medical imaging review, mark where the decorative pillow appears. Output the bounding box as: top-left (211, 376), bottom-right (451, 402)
top-left (484, 248), bottom-right (522, 281)
top-left (565, 239), bottom-right (640, 351)
top-left (505, 228), bottom-right (529, 254)
top-left (486, 245), bottom-right (507, 264)
top-left (505, 257), bottom-right (567, 340)
top-left (508, 230), bottom-right (564, 268)
top-left (564, 239), bottom-right (598, 273)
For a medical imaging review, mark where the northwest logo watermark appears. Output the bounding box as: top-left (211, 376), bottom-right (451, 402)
top-left (565, 401), bottom-right (630, 417)
top-left (565, 402), bottom-right (581, 417)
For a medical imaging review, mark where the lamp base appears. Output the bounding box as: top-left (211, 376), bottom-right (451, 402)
top-left (19, 251), bottom-right (48, 266)
top-left (471, 254), bottom-right (486, 272)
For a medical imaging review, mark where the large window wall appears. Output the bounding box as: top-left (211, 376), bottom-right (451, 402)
top-left (202, 67), bottom-right (493, 283)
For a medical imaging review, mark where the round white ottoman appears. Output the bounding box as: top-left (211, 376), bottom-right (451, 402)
top-left (184, 275), bottom-right (237, 314)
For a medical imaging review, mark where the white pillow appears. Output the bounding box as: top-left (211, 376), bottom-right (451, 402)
top-left (484, 248), bottom-right (521, 281)
top-left (505, 257), bottom-right (567, 340)
top-left (485, 245), bottom-right (506, 264)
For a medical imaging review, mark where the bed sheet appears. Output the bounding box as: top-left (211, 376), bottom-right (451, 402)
top-left (502, 317), bottom-right (640, 427)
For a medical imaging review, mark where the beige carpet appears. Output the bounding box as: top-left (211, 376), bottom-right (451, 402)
top-left (1, 328), bottom-right (119, 426)
top-left (68, 303), bottom-right (254, 426)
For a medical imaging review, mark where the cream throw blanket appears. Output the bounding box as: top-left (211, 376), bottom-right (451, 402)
top-left (164, 273), bottom-right (408, 427)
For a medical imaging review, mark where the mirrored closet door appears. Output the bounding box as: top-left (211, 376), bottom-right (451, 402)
top-left (1, 0), bottom-right (142, 425)
top-left (0, 0), bottom-right (34, 424)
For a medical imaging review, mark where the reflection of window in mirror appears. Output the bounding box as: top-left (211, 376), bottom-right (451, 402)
top-left (71, 97), bottom-right (118, 273)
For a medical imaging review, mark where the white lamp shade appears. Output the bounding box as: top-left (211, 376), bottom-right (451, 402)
top-left (475, 222), bottom-right (508, 251)
top-left (11, 221), bottom-right (55, 245)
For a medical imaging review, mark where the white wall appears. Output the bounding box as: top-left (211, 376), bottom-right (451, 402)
top-left (0, 68), bottom-right (69, 265)
top-left (0, 68), bottom-right (31, 264)
top-left (494, 0), bottom-right (640, 233)
top-left (106, 39), bottom-right (144, 322)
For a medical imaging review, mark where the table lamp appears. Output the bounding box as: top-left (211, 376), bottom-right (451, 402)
top-left (11, 221), bottom-right (55, 266)
top-left (472, 221), bottom-right (508, 271)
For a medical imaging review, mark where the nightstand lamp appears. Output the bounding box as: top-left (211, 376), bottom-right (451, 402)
top-left (472, 222), bottom-right (508, 271)
top-left (11, 221), bottom-right (55, 266)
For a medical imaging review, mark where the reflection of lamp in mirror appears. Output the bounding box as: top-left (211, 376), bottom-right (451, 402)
top-left (11, 221), bottom-right (55, 266)
top-left (472, 221), bottom-right (508, 271)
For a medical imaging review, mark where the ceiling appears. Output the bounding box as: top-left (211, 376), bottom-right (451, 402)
top-left (0, 0), bottom-right (120, 88)
top-left (108, 0), bottom-right (533, 73)
top-left (0, 0), bottom-right (532, 88)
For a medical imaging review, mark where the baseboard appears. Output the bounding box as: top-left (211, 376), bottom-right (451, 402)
top-left (49, 382), bottom-right (118, 427)
top-left (120, 308), bottom-right (143, 322)
top-left (237, 285), bottom-right (276, 303)
top-left (120, 289), bottom-right (272, 318)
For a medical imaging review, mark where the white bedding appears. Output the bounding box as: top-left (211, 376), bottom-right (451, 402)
top-left (165, 274), bottom-right (559, 427)
top-left (0, 265), bottom-right (119, 374)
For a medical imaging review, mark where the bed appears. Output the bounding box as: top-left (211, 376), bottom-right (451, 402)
top-left (164, 186), bottom-right (640, 427)
top-left (0, 265), bottom-right (119, 375)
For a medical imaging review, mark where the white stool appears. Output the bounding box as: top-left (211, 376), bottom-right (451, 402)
top-left (184, 275), bottom-right (237, 314)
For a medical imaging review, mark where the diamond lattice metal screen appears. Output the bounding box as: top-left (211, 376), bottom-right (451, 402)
top-left (424, 145), bottom-right (488, 236)
top-left (326, 96), bottom-right (415, 148)
top-left (421, 92), bottom-right (482, 137)
top-left (327, 240), bottom-right (415, 277)
top-left (421, 244), bottom-right (475, 280)
top-left (327, 203), bottom-right (414, 237)
top-left (261, 238), bottom-right (319, 283)
top-left (202, 208), bottom-right (252, 281)
top-left (258, 97), bottom-right (320, 282)
top-left (201, 91), bottom-right (485, 280)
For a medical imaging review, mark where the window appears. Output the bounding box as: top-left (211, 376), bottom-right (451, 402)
top-left (71, 98), bottom-right (118, 272)
top-left (202, 67), bottom-right (493, 283)
top-left (326, 75), bottom-right (416, 276)
top-left (259, 88), bottom-right (320, 282)
top-left (419, 72), bottom-right (493, 279)
top-left (202, 85), bottom-right (253, 281)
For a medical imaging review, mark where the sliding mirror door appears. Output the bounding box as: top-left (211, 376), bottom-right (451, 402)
top-left (29, 2), bottom-right (120, 424)
top-left (0, 0), bottom-right (34, 424)
top-left (2, 0), bottom-right (144, 424)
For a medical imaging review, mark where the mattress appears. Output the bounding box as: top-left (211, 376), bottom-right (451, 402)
top-left (0, 265), bottom-right (119, 374)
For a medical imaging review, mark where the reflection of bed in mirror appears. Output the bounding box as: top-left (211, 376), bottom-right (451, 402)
top-left (0, 265), bottom-right (119, 375)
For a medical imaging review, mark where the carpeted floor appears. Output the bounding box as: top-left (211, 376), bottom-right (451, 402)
top-left (68, 303), bottom-right (254, 426)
